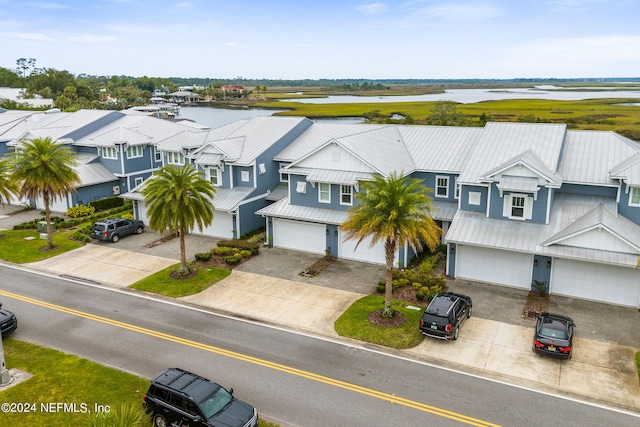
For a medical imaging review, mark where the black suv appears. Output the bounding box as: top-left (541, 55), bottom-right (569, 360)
top-left (91, 217), bottom-right (144, 243)
top-left (419, 292), bottom-right (472, 340)
top-left (143, 368), bottom-right (258, 427)
top-left (0, 302), bottom-right (17, 338)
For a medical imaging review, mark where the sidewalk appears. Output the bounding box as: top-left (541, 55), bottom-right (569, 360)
top-left (1, 209), bottom-right (637, 414)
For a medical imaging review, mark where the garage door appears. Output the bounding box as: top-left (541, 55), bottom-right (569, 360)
top-left (195, 210), bottom-right (234, 239)
top-left (273, 219), bottom-right (325, 254)
top-left (136, 201), bottom-right (151, 227)
top-left (552, 259), bottom-right (640, 307)
top-left (456, 245), bottom-right (533, 289)
top-left (338, 230), bottom-right (389, 265)
top-left (36, 193), bottom-right (70, 213)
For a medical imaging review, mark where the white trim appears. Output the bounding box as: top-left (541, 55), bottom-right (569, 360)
top-left (318, 182), bottom-right (331, 203)
top-left (126, 145), bottom-right (144, 159)
top-left (241, 170), bottom-right (250, 182)
top-left (296, 181), bottom-right (307, 193)
top-left (102, 146), bottom-right (117, 159)
top-left (134, 177), bottom-right (143, 187)
top-left (207, 167), bottom-right (221, 187)
top-left (167, 151), bottom-right (185, 165)
top-left (503, 193), bottom-right (533, 220)
top-left (340, 185), bottom-right (353, 206)
top-left (629, 186), bottom-right (640, 207)
top-left (435, 175), bottom-right (449, 198)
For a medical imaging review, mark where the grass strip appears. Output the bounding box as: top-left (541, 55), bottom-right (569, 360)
top-left (335, 294), bottom-right (425, 349)
top-left (0, 229), bottom-right (84, 263)
top-left (129, 263), bottom-right (230, 297)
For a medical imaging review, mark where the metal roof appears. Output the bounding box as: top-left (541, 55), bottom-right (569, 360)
top-left (431, 200), bottom-right (459, 222)
top-left (89, 127), bottom-right (153, 147)
top-left (265, 184), bottom-right (288, 201)
top-left (256, 198), bottom-right (348, 224)
top-left (481, 150), bottom-right (563, 186)
top-left (561, 130), bottom-right (640, 185)
top-left (458, 122), bottom-right (567, 184)
top-left (194, 152), bottom-right (224, 165)
top-left (155, 129), bottom-right (210, 152)
top-left (497, 176), bottom-right (540, 193)
top-left (77, 162), bottom-right (118, 187)
top-left (210, 187), bottom-right (254, 211)
top-left (284, 167), bottom-right (373, 185)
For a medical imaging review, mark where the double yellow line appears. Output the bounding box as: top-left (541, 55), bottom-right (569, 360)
top-left (0, 289), bottom-right (500, 427)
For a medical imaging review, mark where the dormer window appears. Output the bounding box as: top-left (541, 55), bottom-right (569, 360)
top-left (126, 145), bottom-right (143, 159)
top-left (435, 175), bottom-right (449, 198)
top-left (629, 187), bottom-right (640, 207)
top-left (102, 146), bottom-right (117, 159)
top-left (167, 151), bottom-right (184, 165)
top-left (319, 183), bottom-right (331, 203)
top-left (503, 193), bottom-right (533, 220)
top-left (207, 167), bottom-right (221, 187)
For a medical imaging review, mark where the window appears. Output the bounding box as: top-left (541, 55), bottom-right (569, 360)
top-left (511, 195), bottom-right (525, 218)
top-left (279, 163), bottom-right (289, 182)
top-left (241, 170), bottom-right (250, 182)
top-left (102, 146), bottom-right (117, 159)
top-left (134, 177), bottom-right (143, 187)
top-left (341, 185), bottom-right (352, 205)
top-left (296, 181), bottom-right (306, 193)
top-left (468, 192), bottom-right (481, 206)
top-left (126, 145), bottom-right (143, 158)
top-left (630, 187), bottom-right (640, 206)
top-left (258, 163), bottom-right (266, 174)
top-left (167, 151), bottom-right (184, 165)
top-left (435, 176), bottom-right (449, 198)
top-left (319, 183), bottom-right (330, 203)
top-left (207, 167), bottom-right (221, 186)
top-left (454, 178), bottom-right (460, 199)
top-left (503, 193), bottom-right (532, 220)
top-left (154, 148), bottom-right (161, 162)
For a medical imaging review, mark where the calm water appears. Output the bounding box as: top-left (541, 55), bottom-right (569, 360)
top-left (179, 106), bottom-right (365, 128)
top-left (278, 87), bottom-right (640, 105)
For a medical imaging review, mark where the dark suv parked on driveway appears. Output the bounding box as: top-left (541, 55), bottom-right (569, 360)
top-left (91, 217), bottom-right (144, 243)
top-left (143, 367), bottom-right (258, 427)
top-left (420, 291), bottom-right (472, 340)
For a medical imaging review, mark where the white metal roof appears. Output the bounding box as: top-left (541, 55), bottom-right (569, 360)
top-left (256, 198), bottom-right (348, 224)
top-left (89, 127), bottom-right (153, 147)
top-left (210, 187), bottom-right (254, 212)
top-left (458, 122), bottom-right (567, 184)
top-left (561, 130), bottom-right (640, 185)
top-left (285, 167), bottom-right (373, 185)
top-left (497, 176), bottom-right (540, 193)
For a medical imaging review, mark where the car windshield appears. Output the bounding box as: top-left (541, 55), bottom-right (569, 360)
top-left (539, 320), bottom-right (568, 339)
top-left (199, 386), bottom-right (233, 419)
top-left (93, 224), bottom-right (106, 231)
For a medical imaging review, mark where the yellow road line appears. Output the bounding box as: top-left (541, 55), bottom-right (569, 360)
top-left (0, 289), bottom-right (501, 427)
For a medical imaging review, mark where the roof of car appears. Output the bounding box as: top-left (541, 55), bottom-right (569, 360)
top-left (425, 293), bottom-right (459, 315)
top-left (152, 368), bottom-right (218, 401)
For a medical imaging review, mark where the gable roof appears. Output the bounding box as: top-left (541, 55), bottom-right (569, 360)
top-left (609, 152), bottom-right (640, 186)
top-left (542, 203), bottom-right (640, 252)
top-left (481, 149), bottom-right (563, 187)
top-left (458, 122), bottom-right (567, 184)
top-left (89, 127), bottom-right (153, 147)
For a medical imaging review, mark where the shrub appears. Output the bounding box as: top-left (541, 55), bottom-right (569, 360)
top-left (376, 282), bottom-right (385, 293)
top-left (212, 247), bottom-right (238, 256)
top-left (218, 239), bottom-right (260, 255)
top-left (89, 196), bottom-right (124, 211)
top-left (65, 204), bottom-right (96, 218)
top-left (224, 255), bottom-right (242, 265)
top-left (238, 249), bottom-right (252, 258)
top-left (418, 255), bottom-right (438, 274)
top-left (195, 252), bottom-right (212, 261)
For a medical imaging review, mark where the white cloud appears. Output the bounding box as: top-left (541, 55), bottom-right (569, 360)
top-left (68, 34), bottom-right (116, 43)
top-left (8, 32), bottom-right (55, 42)
top-left (406, 1), bottom-right (505, 22)
top-left (357, 3), bottom-right (389, 15)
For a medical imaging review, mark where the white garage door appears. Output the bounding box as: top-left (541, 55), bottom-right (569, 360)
top-left (552, 259), bottom-right (640, 307)
top-left (338, 230), bottom-right (389, 265)
top-left (36, 193), bottom-right (70, 213)
top-left (136, 201), bottom-right (151, 227)
top-left (273, 219), bottom-right (325, 254)
top-left (195, 211), bottom-right (234, 239)
top-left (456, 245), bottom-right (533, 289)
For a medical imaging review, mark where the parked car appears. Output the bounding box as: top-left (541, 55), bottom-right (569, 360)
top-left (91, 217), bottom-right (144, 243)
top-left (143, 367), bottom-right (258, 427)
top-left (0, 302), bottom-right (17, 338)
top-left (533, 312), bottom-right (575, 359)
top-left (419, 291), bottom-right (472, 340)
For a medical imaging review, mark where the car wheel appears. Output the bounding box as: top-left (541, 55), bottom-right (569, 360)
top-left (135, 226), bottom-right (144, 234)
top-left (153, 414), bottom-right (167, 427)
top-left (467, 306), bottom-right (472, 318)
top-left (453, 326), bottom-right (459, 340)
top-left (111, 234), bottom-right (119, 243)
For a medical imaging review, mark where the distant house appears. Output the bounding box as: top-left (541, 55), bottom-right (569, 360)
top-left (0, 87), bottom-right (54, 108)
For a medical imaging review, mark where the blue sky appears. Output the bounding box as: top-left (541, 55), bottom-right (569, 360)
top-left (1, 0), bottom-right (639, 79)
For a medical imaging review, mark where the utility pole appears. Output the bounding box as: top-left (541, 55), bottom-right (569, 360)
top-left (0, 336), bottom-right (10, 385)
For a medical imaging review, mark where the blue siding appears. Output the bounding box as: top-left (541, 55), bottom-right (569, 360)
top-left (557, 183), bottom-right (617, 197)
top-left (488, 184), bottom-right (547, 223)
top-left (123, 146), bottom-right (153, 173)
top-left (232, 165), bottom-right (254, 188)
top-left (75, 181), bottom-right (119, 206)
top-left (238, 198), bottom-right (265, 237)
top-left (288, 174), bottom-right (355, 210)
top-left (618, 182), bottom-right (640, 225)
top-left (411, 171), bottom-right (458, 202)
top-left (459, 185), bottom-right (487, 212)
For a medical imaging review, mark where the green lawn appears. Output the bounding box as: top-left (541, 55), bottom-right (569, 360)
top-left (335, 295), bottom-right (425, 349)
top-left (0, 229), bottom-right (84, 263)
top-left (129, 263), bottom-right (231, 297)
top-left (1, 338), bottom-right (150, 426)
top-left (636, 351), bottom-right (640, 384)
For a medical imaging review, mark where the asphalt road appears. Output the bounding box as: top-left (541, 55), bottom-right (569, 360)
top-left (1, 263), bottom-right (638, 427)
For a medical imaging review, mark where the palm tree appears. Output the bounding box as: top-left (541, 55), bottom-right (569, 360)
top-left (341, 172), bottom-right (441, 318)
top-left (10, 137), bottom-right (79, 250)
top-left (0, 159), bottom-right (19, 207)
top-left (142, 164), bottom-right (216, 276)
